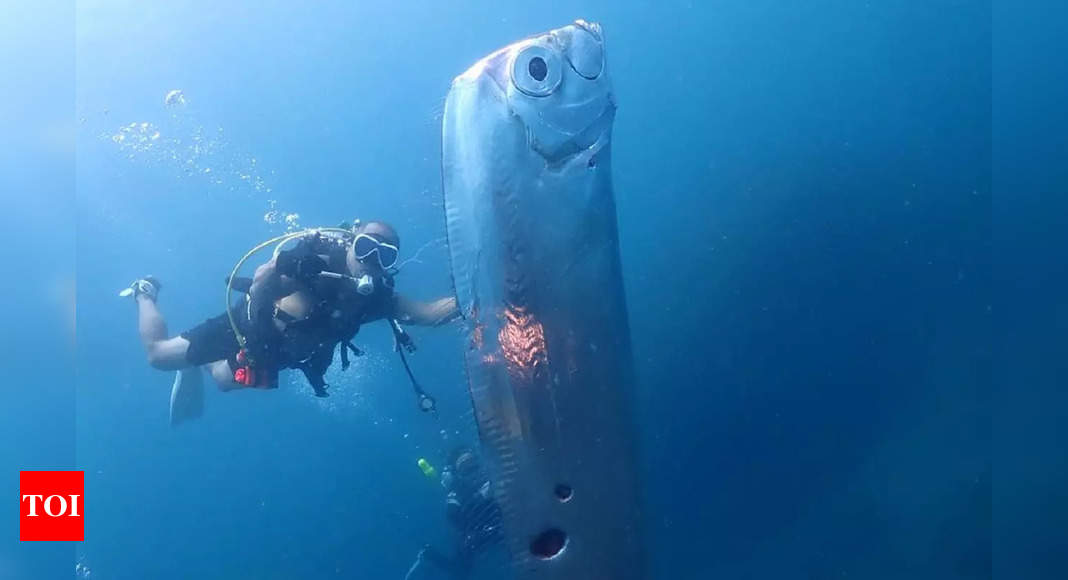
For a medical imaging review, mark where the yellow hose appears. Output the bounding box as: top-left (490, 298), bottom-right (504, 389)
top-left (225, 227), bottom-right (355, 354)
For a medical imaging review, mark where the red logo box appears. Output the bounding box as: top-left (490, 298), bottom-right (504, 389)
top-left (20, 471), bottom-right (84, 541)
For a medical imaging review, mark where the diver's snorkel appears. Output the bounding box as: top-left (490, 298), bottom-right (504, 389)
top-left (356, 273), bottom-right (375, 295)
top-left (317, 269), bottom-right (380, 300)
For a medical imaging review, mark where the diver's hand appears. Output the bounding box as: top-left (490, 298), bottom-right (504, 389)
top-left (274, 251), bottom-right (299, 277)
top-left (275, 252), bottom-right (327, 282)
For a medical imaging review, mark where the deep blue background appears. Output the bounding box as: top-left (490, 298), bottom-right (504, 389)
top-left (993, 2), bottom-right (1068, 579)
top-left (0, 1), bottom-right (1014, 579)
top-left (1, 2), bottom-right (77, 579)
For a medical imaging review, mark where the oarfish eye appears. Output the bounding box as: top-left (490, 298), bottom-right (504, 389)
top-left (511, 44), bottom-right (562, 97)
top-left (565, 25), bottom-right (603, 79)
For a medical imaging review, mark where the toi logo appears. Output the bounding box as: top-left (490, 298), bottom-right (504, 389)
top-left (20, 471), bottom-right (84, 541)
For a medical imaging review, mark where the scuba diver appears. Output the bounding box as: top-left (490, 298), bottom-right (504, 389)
top-left (408, 446), bottom-right (504, 580)
top-left (122, 220), bottom-right (458, 421)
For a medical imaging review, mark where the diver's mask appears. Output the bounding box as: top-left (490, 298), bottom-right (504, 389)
top-left (353, 233), bottom-right (399, 269)
top-left (455, 452), bottom-right (479, 479)
top-left (352, 233), bottom-right (399, 296)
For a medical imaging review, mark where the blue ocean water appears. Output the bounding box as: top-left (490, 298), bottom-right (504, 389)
top-left (0, 1), bottom-right (1010, 578)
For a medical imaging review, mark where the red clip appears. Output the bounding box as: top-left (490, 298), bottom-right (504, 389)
top-left (234, 367), bottom-right (255, 386)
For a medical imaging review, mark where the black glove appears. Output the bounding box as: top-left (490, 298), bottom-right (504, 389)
top-left (276, 251), bottom-right (328, 282)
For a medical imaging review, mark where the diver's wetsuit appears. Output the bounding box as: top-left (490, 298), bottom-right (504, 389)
top-left (180, 306), bottom-right (247, 367)
top-left (179, 231), bottom-right (395, 395)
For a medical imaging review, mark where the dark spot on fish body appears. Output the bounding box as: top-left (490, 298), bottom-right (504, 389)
top-left (554, 483), bottom-right (573, 502)
top-left (530, 528), bottom-right (568, 559)
top-left (588, 156), bottom-right (597, 169)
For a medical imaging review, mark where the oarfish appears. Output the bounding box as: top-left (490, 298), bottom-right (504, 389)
top-left (441, 20), bottom-right (644, 580)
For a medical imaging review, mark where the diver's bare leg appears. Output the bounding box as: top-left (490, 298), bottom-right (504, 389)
top-left (137, 294), bottom-right (167, 345)
top-left (136, 295), bottom-right (191, 370)
top-left (208, 360), bottom-right (241, 391)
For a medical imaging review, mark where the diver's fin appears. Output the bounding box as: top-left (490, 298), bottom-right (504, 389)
top-left (119, 276), bottom-right (162, 300)
top-left (226, 276), bottom-right (254, 294)
top-left (169, 368), bottom-right (205, 427)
